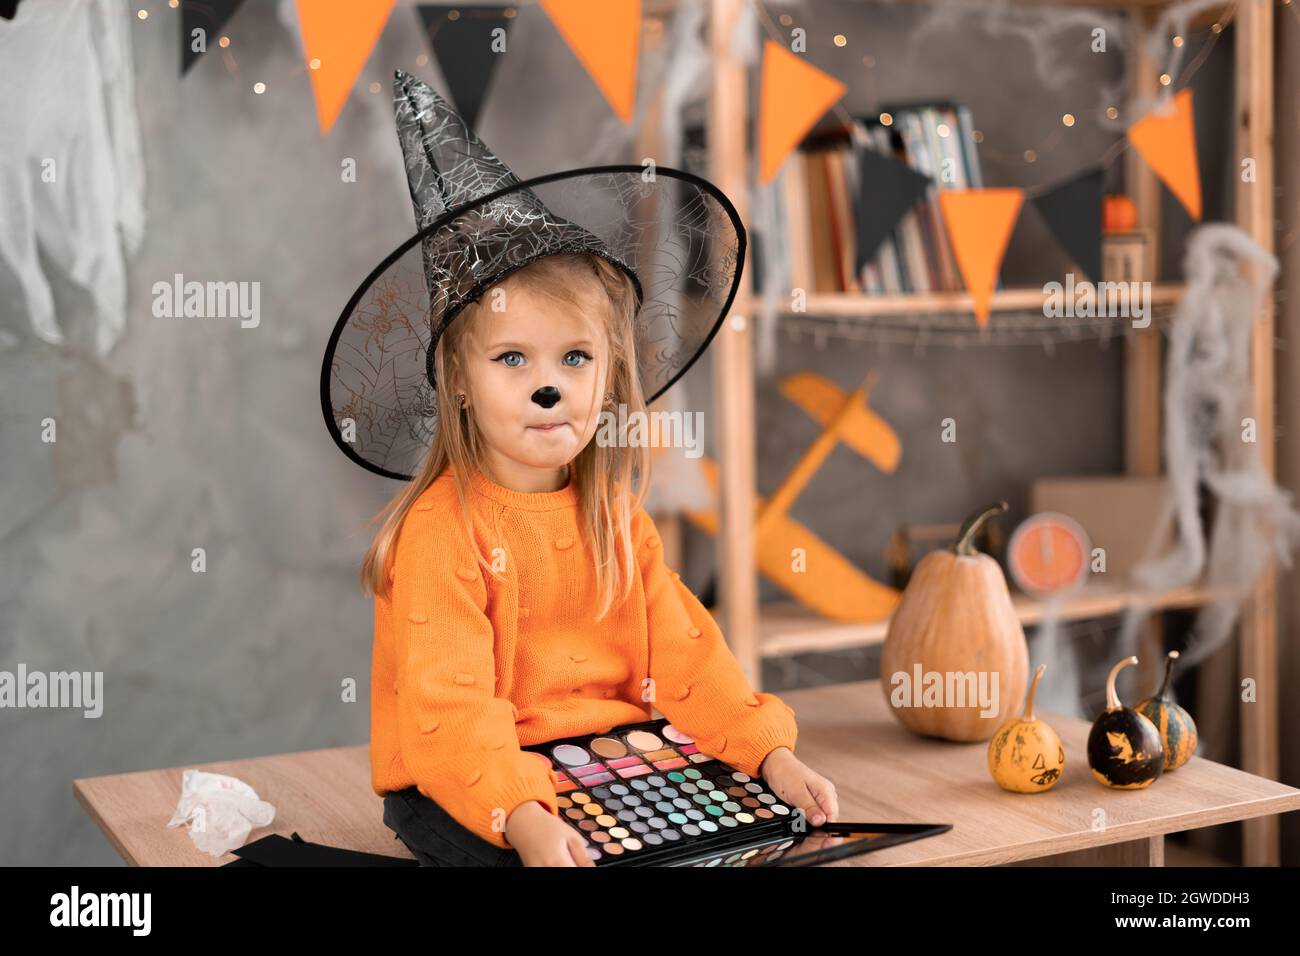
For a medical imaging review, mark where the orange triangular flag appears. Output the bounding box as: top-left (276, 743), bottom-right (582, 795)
top-left (938, 189), bottom-right (1024, 329)
top-left (296, 0), bottom-right (396, 135)
top-left (1127, 87), bottom-right (1202, 221)
top-left (759, 40), bottom-right (846, 184)
top-left (541, 0), bottom-right (640, 124)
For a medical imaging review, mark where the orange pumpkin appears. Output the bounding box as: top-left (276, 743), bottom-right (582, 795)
top-left (1103, 194), bottom-right (1138, 233)
top-left (881, 501), bottom-right (1029, 742)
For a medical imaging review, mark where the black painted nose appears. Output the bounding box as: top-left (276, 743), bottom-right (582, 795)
top-left (532, 386), bottom-right (560, 409)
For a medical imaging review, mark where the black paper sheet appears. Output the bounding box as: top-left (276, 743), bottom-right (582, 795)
top-left (224, 832), bottom-right (419, 867)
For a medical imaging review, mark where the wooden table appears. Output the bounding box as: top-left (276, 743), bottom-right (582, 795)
top-left (74, 679), bottom-right (1300, 866)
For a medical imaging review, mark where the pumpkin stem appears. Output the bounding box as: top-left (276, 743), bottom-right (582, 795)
top-left (1158, 651), bottom-right (1179, 702)
top-left (1023, 664), bottom-right (1046, 722)
top-left (954, 501), bottom-right (1008, 556)
top-left (1106, 656), bottom-right (1139, 711)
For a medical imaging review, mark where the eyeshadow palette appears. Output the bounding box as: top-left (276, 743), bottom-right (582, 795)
top-left (522, 717), bottom-right (951, 867)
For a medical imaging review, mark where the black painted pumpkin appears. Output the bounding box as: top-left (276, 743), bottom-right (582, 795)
top-left (1136, 651), bottom-right (1198, 771)
top-left (1087, 656), bottom-right (1164, 789)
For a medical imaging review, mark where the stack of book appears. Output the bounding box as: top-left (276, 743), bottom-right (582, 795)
top-left (785, 103), bottom-right (986, 295)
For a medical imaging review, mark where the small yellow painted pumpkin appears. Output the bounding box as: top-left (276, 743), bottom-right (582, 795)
top-left (1087, 656), bottom-right (1164, 789)
top-left (1135, 651), bottom-right (1198, 771)
top-left (881, 501), bottom-right (1029, 742)
top-left (988, 664), bottom-right (1065, 793)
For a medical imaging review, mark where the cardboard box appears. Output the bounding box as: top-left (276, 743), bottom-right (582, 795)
top-left (1029, 475), bottom-right (1174, 584)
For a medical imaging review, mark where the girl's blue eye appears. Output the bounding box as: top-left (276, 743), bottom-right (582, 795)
top-left (493, 350), bottom-right (592, 368)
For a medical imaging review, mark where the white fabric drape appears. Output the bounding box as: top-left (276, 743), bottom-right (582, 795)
top-left (0, 0), bottom-right (145, 356)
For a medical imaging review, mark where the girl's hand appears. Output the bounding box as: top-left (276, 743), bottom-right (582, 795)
top-left (504, 801), bottom-right (596, 867)
top-left (759, 747), bottom-right (839, 827)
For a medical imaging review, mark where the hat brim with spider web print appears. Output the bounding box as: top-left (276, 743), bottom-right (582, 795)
top-left (320, 70), bottom-right (747, 482)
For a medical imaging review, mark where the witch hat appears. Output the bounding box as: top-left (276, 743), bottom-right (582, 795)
top-left (321, 70), bottom-right (745, 481)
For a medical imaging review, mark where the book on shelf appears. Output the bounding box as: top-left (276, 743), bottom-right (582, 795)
top-left (785, 102), bottom-right (989, 297)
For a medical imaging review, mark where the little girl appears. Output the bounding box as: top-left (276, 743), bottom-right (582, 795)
top-left (359, 251), bottom-right (838, 866)
top-left (323, 72), bottom-right (837, 866)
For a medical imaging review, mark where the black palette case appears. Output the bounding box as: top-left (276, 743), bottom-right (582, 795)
top-left (522, 717), bottom-right (951, 867)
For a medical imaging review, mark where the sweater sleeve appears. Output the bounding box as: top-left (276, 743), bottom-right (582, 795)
top-left (390, 507), bottom-right (560, 849)
top-left (636, 508), bottom-right (799, 778)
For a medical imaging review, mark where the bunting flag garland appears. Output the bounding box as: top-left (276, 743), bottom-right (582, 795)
top-left (180, 0), bottom-right (247, 75)
top-left (1127, 87), bottom-right (1202, 221)
top-left (759, 40), bottom-right (846, 185)
top-left (939, 188), bottom-right (1024, 329)
top-left (161, 0), bottom-right (1204, 329)
top-left (1, 0), bottom-right (23, 21)
top-left (296, 0), bottom-right (397, 134)
top-left (415, 5), bottom-right (515, 132)
top-left (853, 144), bottom-right (933, 273)
top-left (1031, 166), bottom-right (1103, 282)
top-left (540, 0), bottom-right (641, 124)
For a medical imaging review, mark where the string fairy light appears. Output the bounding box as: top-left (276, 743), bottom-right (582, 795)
top-left (751, 0), bottom-right (1242, 185)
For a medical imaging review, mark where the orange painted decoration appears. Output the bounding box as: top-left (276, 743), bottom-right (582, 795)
top-left (938, 188), bottom-right (1024, 329)
top-left (1127, 88), bottom-right (1202, 222)
top-left (758, 40), bottom-right (846, 184)
top-left (541, 0), bottom-right (641, 123)
top-left (297, 0), bottom-right (397, 135)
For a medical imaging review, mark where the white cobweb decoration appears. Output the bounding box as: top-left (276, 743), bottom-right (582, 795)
top-left (1114, 225), bottom-right (1300, 669)
top-left (1032, 224), bottom-right (1300, 720)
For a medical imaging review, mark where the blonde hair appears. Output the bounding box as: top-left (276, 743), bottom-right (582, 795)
top-left (359, 253), bottom-right (652, 622)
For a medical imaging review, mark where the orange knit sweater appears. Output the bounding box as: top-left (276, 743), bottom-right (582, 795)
top-left (369, 464), bottom-right (799, 849)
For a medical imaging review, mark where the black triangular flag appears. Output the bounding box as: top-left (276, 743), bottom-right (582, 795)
top-left (416, 5), bottom-right (513, 132)
top-left (853, 144), bottom-right (932, 273)
top-left (181, 0), bottom-right (248, 75)
top-left (1, 0), bottom-right (23, 22)
top-left (1031, 166), bottom-right (1103, 282)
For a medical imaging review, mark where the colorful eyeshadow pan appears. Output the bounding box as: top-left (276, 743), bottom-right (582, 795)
top-left (625, 730), bottom-right (663, 751)
top-left (525, 717), bottom-right (799, 866)
top-left (552, 744), bottom-right (590, 766)
top-left (590, 737), bottom-right (627, 758)
top-left (662, 724), bottom-right (693, 744)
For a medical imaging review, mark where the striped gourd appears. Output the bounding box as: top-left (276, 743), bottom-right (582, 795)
top-left (1135, 651), bottom-right (1198, 771)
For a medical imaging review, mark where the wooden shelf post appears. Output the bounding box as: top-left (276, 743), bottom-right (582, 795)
top-left (710, 0), bottom-right (761, 686)
top-left (1235, 0), bottom-right (1279, 867)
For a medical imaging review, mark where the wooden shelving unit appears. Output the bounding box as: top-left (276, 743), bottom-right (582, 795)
top-left (702, 0), bottom-right (1280, 863)
top-left (783, 284), bottom-right (1185, 320)
top-left (737, 580), bottom-right (1242, 659)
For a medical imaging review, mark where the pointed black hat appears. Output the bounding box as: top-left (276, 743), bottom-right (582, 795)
top-left (321, 71), bottom-right (746, 481)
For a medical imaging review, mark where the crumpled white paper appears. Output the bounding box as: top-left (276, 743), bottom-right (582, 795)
top-left (167, 770), bottom-right (276, 856)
